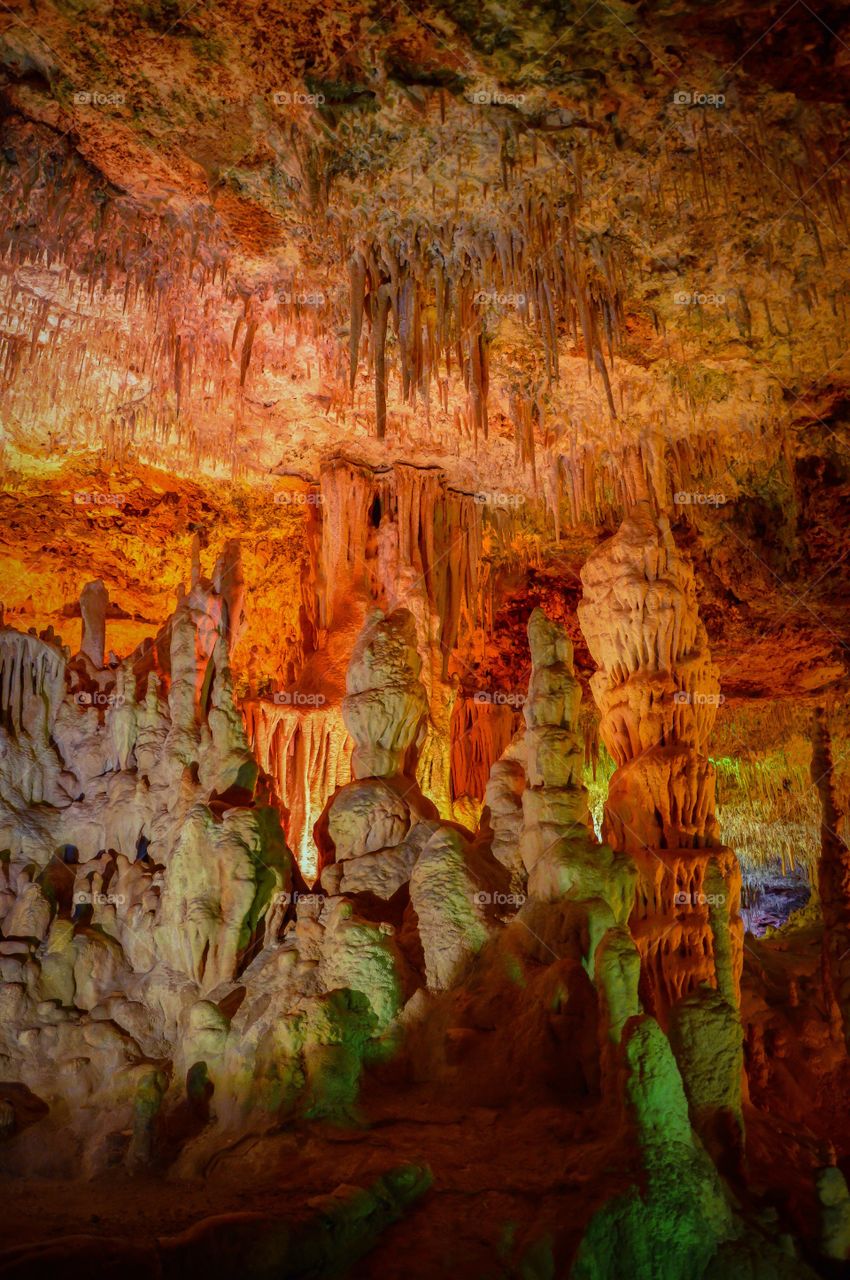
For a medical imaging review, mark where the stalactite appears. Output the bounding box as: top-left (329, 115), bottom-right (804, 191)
top-left (0, 628), bottom-right (66, 735)
top-left (342, 181), bottom-right (623, 443)
top-left (374, 283), bottom-right (391, 440)
top-left (244, 699), bottom-right (352, 881)
top-left (450, 697), bottom-right (519, 806)
top-left (317, 458), bottom-right (481, 668)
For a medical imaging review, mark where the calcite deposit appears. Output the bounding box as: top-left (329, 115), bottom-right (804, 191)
top-left (579, 503), bottom-right (744, 1018)
top-left (1, 0), bottom-right (850, 1274)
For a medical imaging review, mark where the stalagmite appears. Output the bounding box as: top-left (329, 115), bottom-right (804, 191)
top-left (579, 503), bottom-right (745, 1161)
top-left (317, 607), bottom-right (505, 988)
top-left (343, 608), bottom-right (429, 781)
top-left (79, 579), bottom-right (109, 669)
top-left (579, 502), bottom-right (744, 1013)
top-left (519, 608), bottom-right (636, 930)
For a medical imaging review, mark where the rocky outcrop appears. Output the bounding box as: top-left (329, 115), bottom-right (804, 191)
top-left (0, 548), bottom-right (304, 1172)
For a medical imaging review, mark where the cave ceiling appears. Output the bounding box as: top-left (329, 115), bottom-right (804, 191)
top-left (0, 0), bottom-right (849, 719)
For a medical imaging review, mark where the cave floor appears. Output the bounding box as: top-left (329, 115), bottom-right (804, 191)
top-left (0, 1092), bottom-right (632, 1276)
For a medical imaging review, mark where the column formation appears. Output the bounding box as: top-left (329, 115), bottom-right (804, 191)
top-left (578, 502), bottom-right (743, 1018)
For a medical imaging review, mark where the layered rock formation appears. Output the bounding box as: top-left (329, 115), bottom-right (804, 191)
top-left (579, 503), bottom-right (744, 1015)
top-left (579, 503), bottom-right (745, 1163)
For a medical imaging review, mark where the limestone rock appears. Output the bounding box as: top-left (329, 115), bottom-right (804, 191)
top-left (409, 827), bottom-right (491, 990)
top-left (816, 1166), bottom-right (850, 1260)
top-left (79, 579), bottom-right (109, 669)
top-left (326, 777), bottom-right (411, 860)
top-left (579, 504), bottom-right (744, 1018)
top-left (155, 804), bottom-right (290, 993)
top-left (343, 609), bottom-right (429, 780)
top-left (668, 984), bottom-right (744, 1168)
top-left (2, 880), bottom-right (51, 942)
top-left (571, 1015), bottom-right (736, 1280)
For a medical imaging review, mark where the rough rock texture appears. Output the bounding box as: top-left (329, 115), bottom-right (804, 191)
top-left (579, 505), bottom-right (747, 1164)
top-left (572, 1015), bottom-right (736, 1279)
top-left (573, 1014), bottom-right (816, 1280)
top-left (245, 700), bottom-right (353, 879)
top-left (0, 549), bottom-right (306, 1172)
top-left (1, 0), bottom-right (850, 1270)
top-left (344, 608), bottom-right (429, 781)
top-left (520, 607), bottom-right (635, 929)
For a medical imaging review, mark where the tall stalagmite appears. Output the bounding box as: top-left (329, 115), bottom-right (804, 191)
top-left (579, 503), bottom-right (745, 1158)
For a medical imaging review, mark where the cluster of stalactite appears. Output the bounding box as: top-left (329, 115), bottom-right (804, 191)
top-left (0, 118), bottom-right (337, 474)
top-left (0, 117), bottom-right (630, 475)
top-left (0, 627), bottom-right (67, 734)
top-left (449, 696), bottom-right (519, 809)
top-left (552, 430), bottom-right (733, 531)
top-left (714, 742), bottom-right (823, 875)
top-left (318, 457), bottom-right (481, 674)
top-left (243, 699), bottom-right (352, 880)
top-left (344, 181), bottom-right (624, 443)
